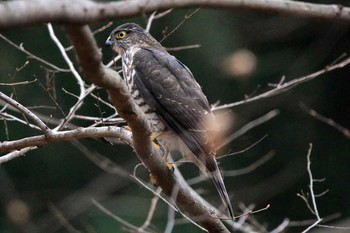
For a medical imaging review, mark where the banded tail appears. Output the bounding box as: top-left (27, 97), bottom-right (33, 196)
top-left (207, 159), bottom-right (234, 220)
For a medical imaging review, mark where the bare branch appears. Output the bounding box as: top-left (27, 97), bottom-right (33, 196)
top-left (0, 111), bottom-right (42, 131)
top-left (47, 24), bottom-right (85, 95)
top-left (160, 8), bottom-right (200, 43)
top-left (0, 126), bottom-right (131, 156)
top-left (47, 203), bottom-right (81, 233)
top-left (0, 147), bottom-right (38, 164)
top-left (217, 109), bottom-right (279, 149)
top-left (0, 91), bottom-right (50, 134)
top-left (92, 199), bottom-right (153, 233)
top-left (214, 56), bottom-right (350, 111)
top-left (47, 23), bottom-right (90, 131)
top-left (224, 151), bottom-right (275, 177)
top-left (306, 144), bottom-right (321, 220)
top-left (0, 78), bottom-right (37, 86)
top-left (165, 44), bottom-right (201, 51)
top-left (300, 103), bottom-right (350, 138)
top-left (270, 218), bottom-right (289, 233)
top-left (137, 188), bottom-right (162, 232)
top-left (0, 34), bottom-right (70, 72)
top-left (298, 143), bottom-right (324, 233)
top-left (1, 0), bottom-right (350, 29)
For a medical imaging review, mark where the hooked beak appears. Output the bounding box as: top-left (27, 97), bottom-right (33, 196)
top-left (105, 36), bottom-right (112, 47)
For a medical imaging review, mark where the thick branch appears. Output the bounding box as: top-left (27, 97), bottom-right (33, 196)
top-left (65, 24), bottom-right (230, 233)
top-left (0, 126), bottom-right (132, 155)
top-left (0, 0), bottom-right (350, 29)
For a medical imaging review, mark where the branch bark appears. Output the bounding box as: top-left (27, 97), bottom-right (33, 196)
top-left (0, 126), bottom-right (132, 155)
top-left (0, 0), bottom-right (349, 29)
top-left (64, 24), bottom-right (230, 233)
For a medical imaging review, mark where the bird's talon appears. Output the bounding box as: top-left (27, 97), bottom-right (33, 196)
top-left (152, 140), bottom-right (161, 151)
top-left (149, 173), bottom-right (159, 186)
top-left (166, 163), bottom-right (175, 173)
top-left (150, 131), bottom-right (164, 142)
top-left (123, 125), bottom-right (132, 131)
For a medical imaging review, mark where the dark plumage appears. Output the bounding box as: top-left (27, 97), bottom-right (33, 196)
top-left (106, 23), bottom-right (234, 219)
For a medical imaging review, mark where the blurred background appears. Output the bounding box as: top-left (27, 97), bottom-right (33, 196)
top-left (0, 1), bottom-right (350, 232)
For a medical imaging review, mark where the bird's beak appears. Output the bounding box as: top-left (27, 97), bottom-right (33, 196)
top-left (105, 36), bottom-right (112, 47)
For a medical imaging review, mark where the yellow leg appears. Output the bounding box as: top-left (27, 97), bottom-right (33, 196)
top-left (150, 131), bottom-right (164, 152)
top-left (149, 131), bottom-right (174, 186)
top-left (123, 125), bottom-right (132, 131)
top-left (149, 173), bottom-right (159, 186)
top-left (150, 131), bottom-right (164, 141)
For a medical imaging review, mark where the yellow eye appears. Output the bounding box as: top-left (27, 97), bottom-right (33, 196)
top-left (115, 31), bottom-right (127, 39)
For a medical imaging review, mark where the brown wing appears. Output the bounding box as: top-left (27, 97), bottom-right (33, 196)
top-left (132, 48), bottom-right (217, 157)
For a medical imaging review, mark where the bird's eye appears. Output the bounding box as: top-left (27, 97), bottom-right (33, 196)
top-left (115, 31), bottom-right (127, 39)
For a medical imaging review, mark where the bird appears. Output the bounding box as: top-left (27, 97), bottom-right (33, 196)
top-left (105, 23), bottom-right (234, 219)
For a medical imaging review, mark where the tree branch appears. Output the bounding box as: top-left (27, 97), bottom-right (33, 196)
top-left (0, 91), bottom-right (50, 134)
top-left (64, 24), bottom-right (230, 233)
top-left (0, 0), bottom-right (349, 29)
top-left (0, 126), bottom-right (132, 155)
top-left (213, 56), bottom-right (350, 111)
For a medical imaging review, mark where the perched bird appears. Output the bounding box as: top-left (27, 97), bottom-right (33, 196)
top-left (105, 23), bottom-right (234, 219)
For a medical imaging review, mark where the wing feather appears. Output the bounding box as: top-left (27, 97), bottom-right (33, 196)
top-left (132, 48), bottom-right (216, 156)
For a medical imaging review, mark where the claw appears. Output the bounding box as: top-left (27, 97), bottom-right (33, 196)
top-left (166, 163), bottom-right (175, 173)
top-left (123, 125), bottom-right (132, 131)
top-left (150, 131), bottom-right (164, 141)
top-left (149, 173), bottom-right (159, 186)
top-left (150, 131), bottom-right (165, 152)
top-left (149, 163), bottom-right (175, 186)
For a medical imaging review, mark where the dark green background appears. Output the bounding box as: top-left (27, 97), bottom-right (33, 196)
top-left (1, 1), bottom-right (350, 232)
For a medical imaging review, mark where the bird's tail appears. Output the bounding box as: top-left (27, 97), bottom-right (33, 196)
top-left (209, 163), bottom-right (234, 220)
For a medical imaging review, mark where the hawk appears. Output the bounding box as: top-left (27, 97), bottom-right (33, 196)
top-left (105, 23), bottom-right (234, 219)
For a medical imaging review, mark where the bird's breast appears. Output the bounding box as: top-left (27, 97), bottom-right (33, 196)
top-left (122, 48), bottom-right (165, 133)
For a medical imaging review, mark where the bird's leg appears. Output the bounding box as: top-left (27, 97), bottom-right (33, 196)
top-left (123, 125), bottom-right (132, 131)
top-left (150, 131), bottom-right (163, 152)
top-left (149, 131), bottom-right (174, 186)
top-left (151, 132), bottom-right (174, 172)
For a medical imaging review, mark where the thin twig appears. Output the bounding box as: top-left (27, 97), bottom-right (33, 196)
top-left (36, 77), bottom-right (66, 117)
top-left (0, 146), bottom-right (38, 163)
top-left (154, 9), bottom-right (173, 19)
top-left (160, 8), bottom-right (200, 43)
top-left (165, 44), bottom-right (201, 51)
top-left (93, 21), bottom-right (114, 35)
top-left (307, 144), bottom-right (320, 219)
top-left (132, 164), bottom-right (179, 213)
top-left (0, 126), bottom-right (131, 156)
top-left (70, 140), bottom-right (132, 177)
top-left (137, 188), bottom-right (162, 232)
top-left (269, 218), bottom-right (289, 233)
top-left (0, 111), bottom-right (42, 131)
top-left (218, 135), bottom-right (268, 159)
top-left (47, 23), bottom-right (88, 131)
top-left (224, 151), bottom-right (275, 177)
top-left (300, 102), bottom-right (350, 138)
top-left (48, 203), bottom-right (81, 233)
top-left (300, 143), bottom-right (323, 233)
top-left (217, 109), bottom-right (280, 150)
top-left (145, 11), bottom-right (157, 32)
top-left (91, 199), bottom-right (153, 233)
top-left (318, 224), bottom-right (350, 230)
top-left (0, 91), bottom-right (50, 134)
top-left (186, 150), bottom-right (275, 187)
top-left (214, 56), bottom-right (350, 111)
top-left (0, 34), bottom-right (70, 72)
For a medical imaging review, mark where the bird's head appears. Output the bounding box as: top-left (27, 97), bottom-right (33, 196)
top-left (105, 23), bottom-right (163, 55)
